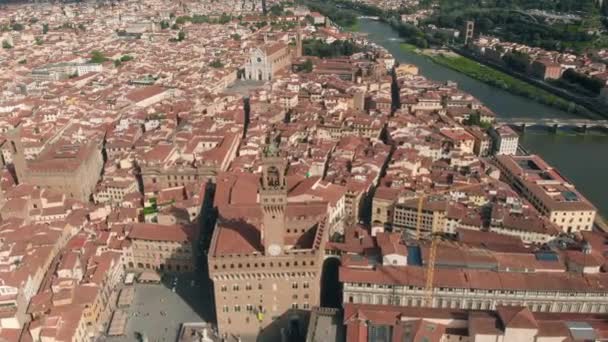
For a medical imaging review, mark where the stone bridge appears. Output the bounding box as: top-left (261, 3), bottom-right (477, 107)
top-left (497, 117), bottom-right (608, 133)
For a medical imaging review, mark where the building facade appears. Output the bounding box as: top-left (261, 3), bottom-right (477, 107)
top-left (128, 223), bottom-right (196, 272)
top-left (489, 125), bottom-right (519, 156)
top-left (244, 42), bottom-right (292, 81)
top-left (341, 266), bottom-right (608, 314)
top-left (207, 144), bottom-right (330, 339)
top-left (495, 155), bottom-right (596, 232)
top-left (7, 127), bottom-right (103, 202)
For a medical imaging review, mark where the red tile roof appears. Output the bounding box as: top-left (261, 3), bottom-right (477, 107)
top-left (129, 223), bottom-right (192, 243)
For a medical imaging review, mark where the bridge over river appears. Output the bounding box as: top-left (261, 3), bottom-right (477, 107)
top-left (497, 117), bottom-right (608, 133)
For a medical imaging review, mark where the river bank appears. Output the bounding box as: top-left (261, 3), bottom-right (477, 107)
top-left (314, 0), bottom-right (607, 119)
top-left (357, 18), bottom-right (608, 217)
top-left (397, 43), bottom-right (601, 119)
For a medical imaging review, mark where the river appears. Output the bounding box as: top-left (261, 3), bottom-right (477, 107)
top-left (357, 18), bottom-right (608, 216)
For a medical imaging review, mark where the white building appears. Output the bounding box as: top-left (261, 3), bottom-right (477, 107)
top-left (244, 42), bottom-right (291, 82)
top-left (490, 125), bottom-right (519, 155)
top-left (76, 63), bottom-right (103, 76)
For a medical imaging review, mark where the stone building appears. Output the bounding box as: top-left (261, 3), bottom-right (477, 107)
top-left (244, 41), bottom-right (292, 81)
top-left (489, 125), bottom-right (519, 156)
top-left (128, 222), bottom-right (196, 272)
top-left (7, 127), bottom-right (103, 202)
top-left (341, 265), bottom-right (608, 314)
top-left (139, 133), bottom-right (240, 193)
top-left (495, 154), bottom-right (596, 233)
top-left (344, 303), bottom-right (608, 342)
top-left (207, 142), bottom-right (333, 339)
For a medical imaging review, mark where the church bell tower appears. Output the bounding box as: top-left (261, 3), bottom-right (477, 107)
top-left (259, 137), bottom-right (288, 256)
top-left (6, 127), bottom-right (27, 185)
top-left (295, 20), bottom-right (303, 58)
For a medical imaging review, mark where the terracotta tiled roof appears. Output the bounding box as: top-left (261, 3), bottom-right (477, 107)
top-left (129, 223), bottom-right (192, 243)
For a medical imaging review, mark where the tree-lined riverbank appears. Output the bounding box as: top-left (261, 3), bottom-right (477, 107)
top-left (358, 18), bottom-right (608, 217)
top-left (422, 51), bottom-right (593, 116)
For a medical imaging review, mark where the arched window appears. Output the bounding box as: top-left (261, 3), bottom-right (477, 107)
top-left (266, 166), bottom-right (281, 187)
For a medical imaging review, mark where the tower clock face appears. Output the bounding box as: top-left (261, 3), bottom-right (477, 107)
top-left (268, 244), bottom-right (282, 256)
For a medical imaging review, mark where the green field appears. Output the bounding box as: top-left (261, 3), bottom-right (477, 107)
top-left (344, 21), bottom-right (360, 32)
top-left (426, 53), bottom-right (589, 114)
top-left (399, 43), bottom-right (419, 53)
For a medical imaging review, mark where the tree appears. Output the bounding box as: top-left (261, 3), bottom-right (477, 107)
top-left (503, 52), bottom-right (530, 73)
top-left (302, 59), bottom-right (313, 73)
top-left (11, 23), bottom-right (24, 31)
top-left (230, 33), bottom-right (241, 41)
top-left (35, 37), bottom-right (43, 45)
top-left (114, 59), bottom-right (122, 67)
top-left (191, 15), bottom-right (210, 24)
top-left (177, 30), bottom-right (186, 41)
top-left (209, 59), bottom-right (224, 68)
top-left (303, 38), bottom-right (362, 58)
top-left (42, 23), bottom-right (49, 34)
top-left (269, 4), bottom-right (284, 16)
top-left (18, 59), bottom-right (26, 64)
top-left (562, 69), bottom-right (604, 94)
top-left (175, 16), bottom-right (190, 25)
top-left (2, 40), bottom-right (12, 49)
top-left (160, 20), bottom-right (170, 29)
top-left (120, 55), bottom-right (134, 62)
top-left (219, 13), bottom-right (232, 24)
top-left (78, 23), bottom-right (85, 31)
top-left (89, 50), bottom-right (107, 63)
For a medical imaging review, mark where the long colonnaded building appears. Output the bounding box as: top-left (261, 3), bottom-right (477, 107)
top-left (335, 226), bottom-right (608, 317)
top-left (495, 154), bottom-right (596, 233)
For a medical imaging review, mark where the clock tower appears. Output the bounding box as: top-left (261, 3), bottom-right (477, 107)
top-left (259, 137), bottom-right (288, 256)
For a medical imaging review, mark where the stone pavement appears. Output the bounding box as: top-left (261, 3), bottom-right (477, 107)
top-left (102, 273), bottom-right (214, 342)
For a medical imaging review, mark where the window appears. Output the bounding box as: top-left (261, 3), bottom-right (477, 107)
top-left (292, 283), bottom-right (298, 289)
top-left (233, 285), bottom-right (239, 291)
top-left (258, 284), bottom-right (263, 290)
top-left (292, 303), bottom-right (298, 309)
top-left (220, 285), bottom-right (227, 292)
top-left (222, 306), bottom-right (229, 313)
top-left (246, 304), bottom-right (253, 312)
top-left (234, 305), bottom-right (241, 312)
top-left (303, 282), bottom-right (309, 289)
top-left (245, 284), bottom-right (252, 291)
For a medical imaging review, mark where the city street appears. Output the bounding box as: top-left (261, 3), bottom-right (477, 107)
top-left (103, 273), bottom-right (215, 342)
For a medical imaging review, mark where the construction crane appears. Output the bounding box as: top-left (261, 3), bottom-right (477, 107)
top-left (413, 183), bottom-right (487, 306)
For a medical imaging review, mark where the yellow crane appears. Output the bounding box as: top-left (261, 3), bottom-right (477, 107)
top-left (414, 183), bottom-right (486, 306)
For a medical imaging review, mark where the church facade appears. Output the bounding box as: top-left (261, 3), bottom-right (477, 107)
top-left (243, 26), bottom-right (302, 82)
